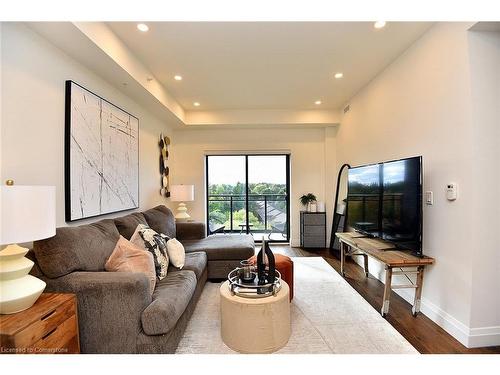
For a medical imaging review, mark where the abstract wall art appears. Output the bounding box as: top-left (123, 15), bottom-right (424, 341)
top-left (65, 81), bottom-right (139, 221)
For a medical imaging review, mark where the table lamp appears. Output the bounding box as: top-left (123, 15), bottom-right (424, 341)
top-left (170, 184), bottom-right (194, 221)
top-left (0, 180), bottom-right (56, 314)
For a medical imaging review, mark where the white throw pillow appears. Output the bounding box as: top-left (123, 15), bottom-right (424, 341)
top-left (166, 238), bottom-right (185, 269)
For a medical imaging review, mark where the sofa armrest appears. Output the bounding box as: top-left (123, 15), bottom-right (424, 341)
top-left (176, 222), bottom-right (206, 240)
top-left (44, 271), bottom-right (151, 353)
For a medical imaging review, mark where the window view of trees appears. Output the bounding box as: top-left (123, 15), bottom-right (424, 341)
top-left (208, 182), bottom-right (286, 231)
top-left (207, 154), bottom-right (289, 241)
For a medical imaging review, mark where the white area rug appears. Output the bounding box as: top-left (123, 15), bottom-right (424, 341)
top-left (176, 257), bottom-right (418, 354)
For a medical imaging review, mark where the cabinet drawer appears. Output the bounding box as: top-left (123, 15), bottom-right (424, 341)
top-left (302, 225), bottom-right (325, 235)
top-left (303, 214), bottom-right (325, 226)
top-left (33, 315), bottom-right (78, 354)
top-left (12, 298), bottom-right (76, 348)
top-left (0, 293), bottom-right (80, 355)
top-left (302, 236), bottom-right (326, 248)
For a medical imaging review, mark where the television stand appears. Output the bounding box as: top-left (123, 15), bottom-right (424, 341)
top-left (335, 232), bottom-right (435, 317)
top-left (357, 237), bottom-right (396, 250)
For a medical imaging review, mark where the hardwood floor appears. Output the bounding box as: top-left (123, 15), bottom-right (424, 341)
top-left (269, 244), bottom-right (500, 354)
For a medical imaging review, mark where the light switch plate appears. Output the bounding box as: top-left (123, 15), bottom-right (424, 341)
top-left (425, 191), bottom-right (433, 205)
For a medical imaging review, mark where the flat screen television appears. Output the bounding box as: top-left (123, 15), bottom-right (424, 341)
top-left (346, 156), bottom-right (423, 255)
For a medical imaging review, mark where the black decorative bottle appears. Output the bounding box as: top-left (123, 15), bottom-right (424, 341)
top-left (257, 238), bottom-right (276, 286)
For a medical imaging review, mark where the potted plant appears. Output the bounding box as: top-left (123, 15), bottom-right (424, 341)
top-left (300, 193), bottom-right (317, 212)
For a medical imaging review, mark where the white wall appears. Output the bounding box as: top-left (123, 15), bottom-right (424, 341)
top-left (171, 127), bottom-right (333, 246)
top-left (335, 22), bottom-right (500, 347)
top-left (0, 23), bottom-right (174, 227)
top-left (467, 30), bottom-right (500, 346)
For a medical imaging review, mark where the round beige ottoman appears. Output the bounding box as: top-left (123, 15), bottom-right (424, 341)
top-left (220, 280), bottom-right (291, 353)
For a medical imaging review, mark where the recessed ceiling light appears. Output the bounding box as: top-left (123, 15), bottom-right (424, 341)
top-left (193, 102), bottom-right (200, 107)
top-left (315, 100), bottom-right (322, 105)
top-left (374, 21), bottom-right (386, 29)
top-left (137, 23), bottom-right (149, 32)
top-left (174, 75), bottom-right (183, 81)
top-left (334, 72), bottom-right (343, 79)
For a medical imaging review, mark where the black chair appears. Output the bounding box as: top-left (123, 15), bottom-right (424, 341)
top-left (268, 222), bottom-right (287, 240)
top-left (209, 223), bottom-right (226, 235)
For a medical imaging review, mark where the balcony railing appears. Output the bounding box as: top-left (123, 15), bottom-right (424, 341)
top-left (208, 193), bottom-right (288, 234)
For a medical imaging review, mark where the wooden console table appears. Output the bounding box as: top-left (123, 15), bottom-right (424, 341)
top-left (335, 232), bottom-right (435, 317)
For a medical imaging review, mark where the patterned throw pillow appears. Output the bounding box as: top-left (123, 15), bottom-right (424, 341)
top-left (130, 224), bottom-right (169, 280)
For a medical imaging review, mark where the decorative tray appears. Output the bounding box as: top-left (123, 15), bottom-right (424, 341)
top-left (227, 268), bottom-right (282, 298)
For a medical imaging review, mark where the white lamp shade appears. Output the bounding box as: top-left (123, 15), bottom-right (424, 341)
top-left (170, 185), bottom-right (194, 202)
top-left (1, 185), bottom-right (56, 245)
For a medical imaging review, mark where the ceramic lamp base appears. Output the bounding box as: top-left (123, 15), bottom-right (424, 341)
top-left (0, 244), bottom-right (46, 314)
top-left (175, 202), bottom-right (191, 221)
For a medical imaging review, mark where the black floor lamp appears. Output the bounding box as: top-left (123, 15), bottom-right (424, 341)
top-left (329, 163), bottom-right (350, 257)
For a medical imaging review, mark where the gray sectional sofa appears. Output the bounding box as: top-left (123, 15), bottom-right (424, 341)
top-left (29, 205), bottom-right (254, 354)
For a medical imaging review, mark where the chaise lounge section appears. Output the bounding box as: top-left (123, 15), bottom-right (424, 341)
top-left (29, 205), bottom-right (254, 353)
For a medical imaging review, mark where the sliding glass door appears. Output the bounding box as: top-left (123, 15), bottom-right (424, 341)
top-left (206, 154), bottom-right (290, 242)
top-left (206, 156), bottom-right (247, 235)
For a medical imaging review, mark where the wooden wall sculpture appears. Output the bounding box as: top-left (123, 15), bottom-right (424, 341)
top-left (159, 133), bottom-right (170, 197)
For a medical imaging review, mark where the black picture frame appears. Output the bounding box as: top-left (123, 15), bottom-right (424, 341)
top-left (65, 80), bottom-right (140, 222)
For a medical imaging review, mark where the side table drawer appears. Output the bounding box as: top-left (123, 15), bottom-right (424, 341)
top-left (10, 298), bottom-right (76, 349)
top-left (33, 315), bottom-right (79, 354)
top-left (0, 293), bottom-right (80, 354)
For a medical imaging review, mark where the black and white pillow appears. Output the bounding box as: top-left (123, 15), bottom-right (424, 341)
top-left (130, 224), bottom-right (169, 280)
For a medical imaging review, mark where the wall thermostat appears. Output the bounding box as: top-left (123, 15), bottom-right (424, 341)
top-left (446, 183), bottom-right (458, 201)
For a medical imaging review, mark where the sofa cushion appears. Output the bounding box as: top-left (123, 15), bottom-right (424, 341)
top-left (114, 212), bottom-right (148, 240)
top-left (175, 222), bottom-right (206, 240)
top-left (182, 234), bottom-right (254, 261)
top-left (142, 205), bottom-right (176, 239)
top-left (105, 236), bottom-right (157, 295)
top-left (131, 224), bottom-right (170, 280)
top-left (168, 251), bottom-right (207, 280)
top-left (141, 270), bottom-right (197, 335)
top-left (33, 219), bottom-right (120, 278)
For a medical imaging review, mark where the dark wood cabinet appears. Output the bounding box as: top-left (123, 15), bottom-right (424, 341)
top-left (300, 211), bottom-right (326, 248)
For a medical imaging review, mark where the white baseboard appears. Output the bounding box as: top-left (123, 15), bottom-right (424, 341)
top-left (396, 288), bottom-right (471, 346)
top-left (468, 326), bottom-right (500, 348)
top-left (351, 257), bottom-right (500, 348)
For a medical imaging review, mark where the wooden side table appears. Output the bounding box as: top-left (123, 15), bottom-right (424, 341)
top-left (238, 223), bottom-right (254, 234)
top-left (336, 232), bottom-right (435, 317)
top-left (0, 293), bottom-right (80, 354)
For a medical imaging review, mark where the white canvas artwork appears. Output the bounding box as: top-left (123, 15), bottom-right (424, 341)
top-left (66, 81), bottom-right (139, 221)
